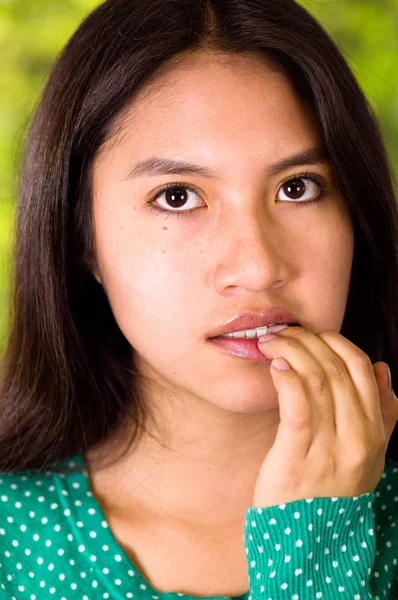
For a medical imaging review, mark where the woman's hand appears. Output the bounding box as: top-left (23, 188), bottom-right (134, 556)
top-left (253, 325), bottom-right (398, 508)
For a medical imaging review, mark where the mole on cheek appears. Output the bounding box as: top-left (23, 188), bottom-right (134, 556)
top-left (163, 227), bottom-right (168, 230)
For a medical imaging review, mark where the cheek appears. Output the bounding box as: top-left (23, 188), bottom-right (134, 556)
top-left (306, 216), bottom-right (354, 328)
top-left (299, 205), bottom-right (353, 275)
top-left (324, 216), bottom-right (354, 284)
top-left (97, 229), bottom-right (201, 344)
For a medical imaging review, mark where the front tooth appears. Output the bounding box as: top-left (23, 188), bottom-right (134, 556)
top-left (223, 327), bottom-right (260, 338)
top-left (222, 323), bottom-right (291, 338)
top-left (245, 326), bottom-right (269, 339)
top-left (222, 327), bottom-right (267, 339)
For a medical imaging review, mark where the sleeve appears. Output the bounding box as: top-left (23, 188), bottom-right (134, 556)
top-left (244, 492), bottom-right (377, 600)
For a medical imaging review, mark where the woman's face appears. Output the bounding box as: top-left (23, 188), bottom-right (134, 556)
top-left (90, 51), bottom-right (354, 415)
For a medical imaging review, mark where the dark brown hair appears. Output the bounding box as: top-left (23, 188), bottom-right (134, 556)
top-left (1, 0), bottom-right (397, 472)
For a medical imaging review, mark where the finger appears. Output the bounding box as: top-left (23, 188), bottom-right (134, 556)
top-left (316, 330), bottom-right (382, 433)
top-left (268, 326), bottom-right (377, 440)
top-left (258, 329), bottom-right (335, 436)
top-left (373, 362), bottom-right (398, 444)
top-left (268, 362), bottom-right (313, 461)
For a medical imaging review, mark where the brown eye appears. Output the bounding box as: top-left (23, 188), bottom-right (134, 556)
top-left (150, 184), bottom-right (203, 212)
top-left (284, 178), bottom-right (306, 199)
top-left (277, 177), bottom-right (324, 203)
top-left (163, 187), bottom-right (189, 208)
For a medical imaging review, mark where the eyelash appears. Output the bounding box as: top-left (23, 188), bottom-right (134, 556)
top-left (146, 171), bottom-right (328, 219)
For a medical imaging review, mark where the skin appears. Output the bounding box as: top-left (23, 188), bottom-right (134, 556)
top-left (85, 50), bottom-right (357, 596)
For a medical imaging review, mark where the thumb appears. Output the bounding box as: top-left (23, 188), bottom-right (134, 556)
top-left (373, 361), bottom-right (398, 442)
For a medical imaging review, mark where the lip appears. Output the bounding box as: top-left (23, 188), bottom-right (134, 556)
top-left (207, 308), bottom-right (300, 339)
top-left (208, 337), bottom-right (273, 362)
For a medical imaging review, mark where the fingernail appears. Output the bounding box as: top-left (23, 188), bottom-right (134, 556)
top-left (271, 358), bottom-right (291, 370)
top-left (268, 324), bottom-right (291, 333)
top-left (258, 334), bottom-right (278, 343)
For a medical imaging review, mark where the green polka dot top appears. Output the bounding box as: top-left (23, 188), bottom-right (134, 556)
top-left (1, 453), bottom-right (398, 599)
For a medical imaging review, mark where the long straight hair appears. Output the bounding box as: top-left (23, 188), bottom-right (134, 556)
top-left (0, 0), bottom-right (397, 472)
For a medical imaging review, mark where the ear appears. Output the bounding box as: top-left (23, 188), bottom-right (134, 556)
top-left (92, 268), bottom-right (102, 285)
top-left (84, 257), bottom-right (102, 285)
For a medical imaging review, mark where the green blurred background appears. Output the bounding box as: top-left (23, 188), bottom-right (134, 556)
top-left (0, 0), bottom-right (397, 353)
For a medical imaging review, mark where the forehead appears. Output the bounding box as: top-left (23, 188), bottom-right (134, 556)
top-left (99, 51), bottom-right (322, 170)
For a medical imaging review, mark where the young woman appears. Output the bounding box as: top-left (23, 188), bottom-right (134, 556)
top-left (0, 0), bottom-right (397, 598)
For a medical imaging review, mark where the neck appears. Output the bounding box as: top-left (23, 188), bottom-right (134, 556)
top-left (85, 403), bottom-right (280, 529)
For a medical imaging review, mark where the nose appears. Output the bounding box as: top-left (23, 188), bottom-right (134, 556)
top-left (212, 211), bottom-right (288, 294)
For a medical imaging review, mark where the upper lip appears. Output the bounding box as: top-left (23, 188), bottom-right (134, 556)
top-left (207, 308), bottom-right (300, 338)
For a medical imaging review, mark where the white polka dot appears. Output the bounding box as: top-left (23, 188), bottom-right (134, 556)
top-left (1, 454), bottom-right (396, 600)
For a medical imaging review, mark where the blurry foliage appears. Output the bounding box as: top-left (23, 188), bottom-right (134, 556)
top-left (0, 0), bottom-right (397, 350)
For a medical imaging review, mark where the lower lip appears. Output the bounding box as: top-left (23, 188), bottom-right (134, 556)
top-left (208, 336), bottom-right (271, 362)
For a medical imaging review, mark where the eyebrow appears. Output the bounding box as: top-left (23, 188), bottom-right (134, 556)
top-left (125, 146), bottom-right (330, 181)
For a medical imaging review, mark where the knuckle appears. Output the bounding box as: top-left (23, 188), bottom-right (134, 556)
top-left (280, 338), bottom-right (299, 350)
top-left (286, 326), bottom-right (305, 336)
top-left (287, 412), bottom-right (312, 432)
top-left (349, 446), bottom-right (369, 468)
top-left (317, 329), bottom-right (338, 339)
top-left (324, 356), bottom-right (346, 380)
top-left (351, 352), bottom-right (373, 372)
top-left (374, 431), bottom-right (387, 450)
top-left (306, 370), bottom-right (328, 395)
